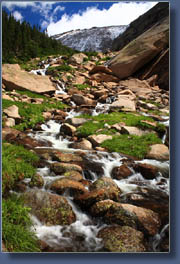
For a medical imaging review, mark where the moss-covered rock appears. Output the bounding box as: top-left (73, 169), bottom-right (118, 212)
top-left (50, 178), bottom-right (87, 196)
top-left (98, 226), bottom-right (146, 252)
top-left (23, 190), bottom-right (76, 225)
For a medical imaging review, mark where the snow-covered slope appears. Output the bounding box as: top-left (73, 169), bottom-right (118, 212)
top-left (52, 25), bottom-right (128, 52)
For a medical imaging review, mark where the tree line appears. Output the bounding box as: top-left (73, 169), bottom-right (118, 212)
top-left (2, 9), bottom-right (76, 64)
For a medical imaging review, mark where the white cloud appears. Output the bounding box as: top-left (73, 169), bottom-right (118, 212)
top-left (13, 10), bottom-right (23, 21)
top-left (47, 2), bottom-right (158, 36)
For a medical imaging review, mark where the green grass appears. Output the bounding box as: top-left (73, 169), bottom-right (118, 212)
top-left (74, 84), bottom-right (90, 90)
top-left (76, 112), bottom-right (163, 137)
top-left (2, 142), bottom-right (39, 194)
top-left (15, 90), bottom-right (47, 99)
top-left (2, 98), bottom-right (67, 131)
top-left (2, 194), bottom-right (40, 252)
top-left (101, 133), bottom-right (162, 159)
top-left (46, 64), bottom-right (74, 77)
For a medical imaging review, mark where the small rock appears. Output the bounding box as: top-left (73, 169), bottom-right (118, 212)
top-left (72, 94), bottom-right (95, 105)
top-left (67, 117), bottom-right (87, 127)
top-left (120, 126), bottom-right (146, 136)
top-left (60, 123), bottom-right (76, 136)
top-left (50, 162), bottom-right (82, 175)
top-left (111, 98), bottom-right (136, 112)
top-left (88, 134), bottom-right (112, 147)
top-left (69, 138), bottom-right (92, 150)
top-left (4, 117), bottom-right (15, 127)
top-left (3, 105), bottom-right (20, 119)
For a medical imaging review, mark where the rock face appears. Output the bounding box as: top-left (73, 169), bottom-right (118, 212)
top-left (112, 2), bottom-right (169, 51)
top-left (108, 16), bottom-right (169, 80)
top-left (52, 25), bottom-right (128, 52)
top-left (2, 64), bottom-right (56, 94)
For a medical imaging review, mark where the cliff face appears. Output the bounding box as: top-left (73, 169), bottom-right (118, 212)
top-left (112, 2), bottom-right (169, 52)
top-left (52, 25), bottom-right (128, 52)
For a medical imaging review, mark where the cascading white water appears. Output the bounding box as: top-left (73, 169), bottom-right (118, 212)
top-left (27, 58), bottom-right (169, 252)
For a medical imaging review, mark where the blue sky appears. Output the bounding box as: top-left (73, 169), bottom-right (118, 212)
top-left (2, 1), bottom-right (158, 36)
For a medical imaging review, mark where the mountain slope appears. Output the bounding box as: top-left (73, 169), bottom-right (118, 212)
top-left (52, 25), bottom-right (128, 52)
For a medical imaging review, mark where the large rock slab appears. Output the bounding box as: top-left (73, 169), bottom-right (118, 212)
top-left (2, 64), bottom-right (56, 94)
top-left (108, 16), bottom-right (169, 79)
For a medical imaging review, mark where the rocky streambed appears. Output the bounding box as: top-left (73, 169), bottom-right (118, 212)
top-left (2, 53), bottom-right (169, 252)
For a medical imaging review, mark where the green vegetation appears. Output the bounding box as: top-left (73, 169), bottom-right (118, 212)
top-left (2, 9), bottom-right (76, 64)
top-left (46, 64), bottom-right (74, 77)
top-left (2, 98), bottom-right (67, 131)
top-left (2, 142), bottom-right (39, 194)
top-left (15, 89), bottom-right (47, 99)
top-left (76, 112), bottom-right (163, 137)
top-left (74, 84), bottom-right (90, 90)
top-left (101, 133), bottom-right (162, 159)
top-left (2, 194), bottom-right (40, 252)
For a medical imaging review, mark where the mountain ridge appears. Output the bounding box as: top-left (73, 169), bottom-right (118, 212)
top-left (52, 25), bottom-right (128, 52)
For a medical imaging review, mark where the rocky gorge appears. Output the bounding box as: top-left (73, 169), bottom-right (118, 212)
top-left (2, 3), bottom-right (169, 253)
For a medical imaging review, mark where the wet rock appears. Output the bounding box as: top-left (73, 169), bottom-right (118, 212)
top-left (50, 162), bottom-right (82, 175)
top-left (97, 226), bottom-right (146, 252)
top-left (23, 190), bottom-right (76, 225)
top-left (74, 188), bottom-right (120, 210)
top-left (29, 173), bottom-right (44, 188)
top-left (82, 158), bottom-right (104, 178)
top-left (66, 117), bottom-right (87, 127)
top-left (120, 203), bottom-right (161, 236)
top-left (52, 151), bottom-right (83, 163)
top-left (60, 123), bottom-right (76, 136)
top-left (111, 164), bottom-right (132, 180)
top-left (69, 138), bottom-right (92, 150)
top-left (89, 177), bottom-right (120, 194)
top-left (63, 170), bottom-right (83, 181)
top-left (133, 163), bottom-right (158, 179)
top-left (3, 105), bottom-right (21, 119)
top-left (88, 134), bottom-right (112, 147)
top-left (110, 97), bottom-right (136, 112)
top-left (121, 189), bottom-right (169, 224)
top-left (146, 144), bottom-right (169, 160)
top-left (72, 94), bottom-right (95, 106)
top-left (2, 128), bottom-right (50, 149)
top-left (90, 199), bottom-right (117, 216)
top-left (50, 178), bottom-right (87, 196)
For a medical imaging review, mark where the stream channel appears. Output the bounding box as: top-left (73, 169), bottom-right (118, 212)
top-left (22, 58), bottom-right (170, 252)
